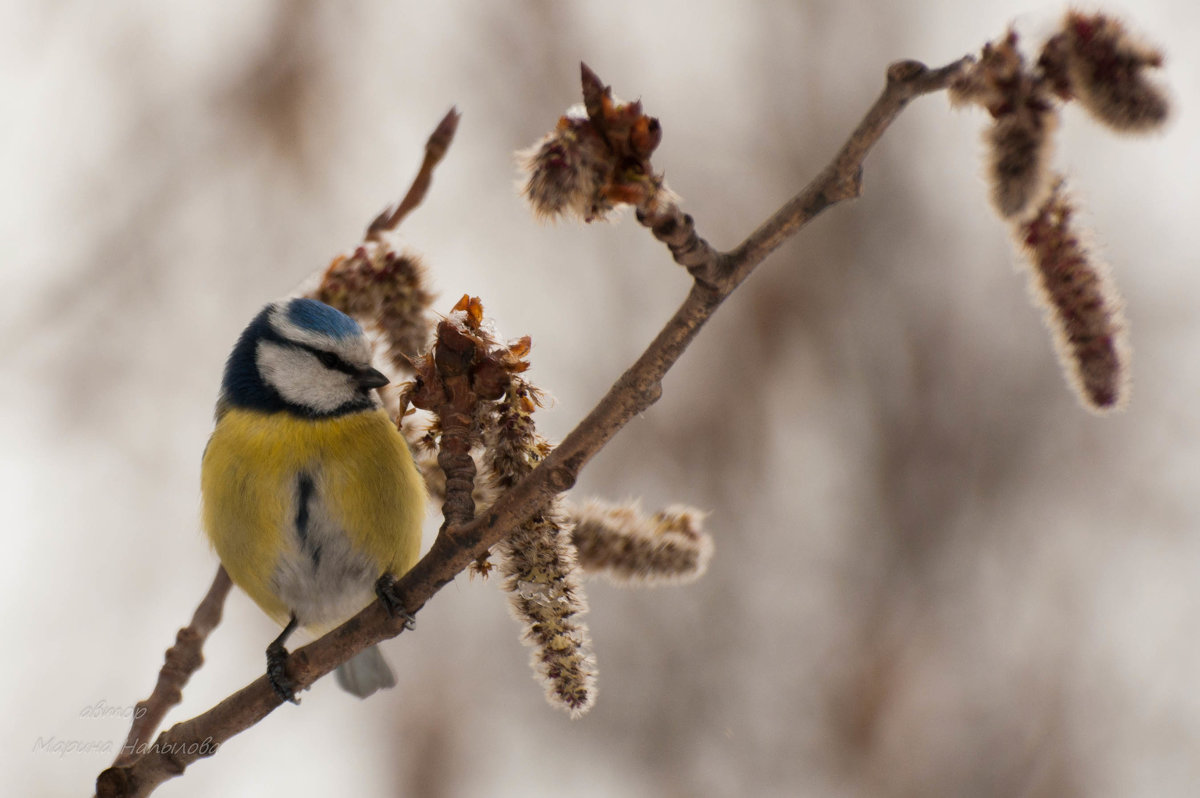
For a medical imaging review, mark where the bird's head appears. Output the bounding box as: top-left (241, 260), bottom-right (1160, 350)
top-left (220, 298), bottom-right (389, 418)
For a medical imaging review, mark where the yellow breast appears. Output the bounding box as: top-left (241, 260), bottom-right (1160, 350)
top-left (201, 407), bottom-right (426, 623)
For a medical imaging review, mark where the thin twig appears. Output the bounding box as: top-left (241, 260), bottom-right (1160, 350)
top-left (94, 56), bottom-right (967, 798)
top-left (111, 567), bottom-right (232, 768)
top-left (365, 107), bottom-right (460, 241)
top-left (634, 206), bottom-right (722, 286)
top-left (723, 58), bottom-right (972, 287)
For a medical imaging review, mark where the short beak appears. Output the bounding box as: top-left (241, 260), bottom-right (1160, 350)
top-left (357, 368), bottom-right (390, 390)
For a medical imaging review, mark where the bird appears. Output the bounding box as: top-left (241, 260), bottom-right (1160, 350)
top-left (201, 297), bottom-right (426, 701)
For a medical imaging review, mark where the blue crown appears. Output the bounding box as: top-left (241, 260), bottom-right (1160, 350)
top-left (285, 298), bottom-right (362, 340)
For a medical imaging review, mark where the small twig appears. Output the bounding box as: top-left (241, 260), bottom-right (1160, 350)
top-left (111, 567), bottom-right (232, 768)
top-left (94, 57), bottom-right (967, 798)
top-left (365, 107), bottom-right (460, 241)
top-left (637, 59), bottom-right (970, 292)
top-left (724, 57), bottom-right (972, 288)
top-left (634, 207), bottom-right (721, 285)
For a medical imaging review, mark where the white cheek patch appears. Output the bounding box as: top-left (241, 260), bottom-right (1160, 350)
top-left (256, 341), bottom-right (358, 413)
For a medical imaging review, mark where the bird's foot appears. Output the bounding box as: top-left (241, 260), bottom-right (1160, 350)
top-left (266, 616), bottom-right (301, 704)
top-left (375, 573), bottom-right (416, 631)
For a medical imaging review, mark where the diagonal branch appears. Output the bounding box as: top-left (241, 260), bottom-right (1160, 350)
top-left (632, 57), bottom-right (970, 292)
top-left (111, 567), bottom-right (232, 768)
top-left (723, 58), bottom-right (972, 286)
top-left (94, 56), bottom-right (968, 798)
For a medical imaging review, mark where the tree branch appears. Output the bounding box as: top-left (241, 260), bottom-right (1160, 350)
top-left (95, 56), bottom-right (967, 798)
top-left (111, 568), bottom-right (232, 769)
top-left (724, 57), bottom-right (972, 288)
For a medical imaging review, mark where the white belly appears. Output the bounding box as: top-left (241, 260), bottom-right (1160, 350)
top-left (270, 473), bottom-right (379, 630)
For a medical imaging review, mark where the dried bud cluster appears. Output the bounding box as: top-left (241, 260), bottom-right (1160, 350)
top-left (409, 296), bottom-right (598, 716)
top-left (518, 63), bottom-right (676, 222)
top-left (952, 13), bottom-right (1167, 221)
top-left (409, 295), bottom-right (529, 410)
top-left (1017, 181), bottom-right (1128, 412)
top-left (316, 241), bottom-right (435, 373)
top-left (408, 296), bottom-right (526, 528)
top-left (950, 11), bottom-right (1167, 411)
top-left (571, 500), bottom-right (713, 585)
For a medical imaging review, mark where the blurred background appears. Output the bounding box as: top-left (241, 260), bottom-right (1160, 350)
top-left (5, 1), bottom-right (1199, 796)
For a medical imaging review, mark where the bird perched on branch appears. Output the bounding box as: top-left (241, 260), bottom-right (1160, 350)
top-left (201, 297), bottom-right (425, 701)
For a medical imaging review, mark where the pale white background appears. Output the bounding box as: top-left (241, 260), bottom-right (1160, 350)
top-left (4, 2), bottom-right (1199, 796)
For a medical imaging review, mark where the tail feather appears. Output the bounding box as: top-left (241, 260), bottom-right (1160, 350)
top-left (335, 644), bottom-right (396, 698)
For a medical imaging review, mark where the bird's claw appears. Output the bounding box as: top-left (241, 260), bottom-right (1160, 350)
top-left (375, 573), bottom-right (416, 631)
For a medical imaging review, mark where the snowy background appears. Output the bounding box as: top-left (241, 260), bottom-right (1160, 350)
top-left (5, 1), bottom-right (1199, 796)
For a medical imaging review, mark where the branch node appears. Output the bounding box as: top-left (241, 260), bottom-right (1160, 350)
top-left (636, 380), bottom-right (663, 412)
top-left (548, 465), bottom-right (577, 492)
top-left (96, 766), bottom-right (132, 798)
top-left (887, 59), bottom-right (928, 84)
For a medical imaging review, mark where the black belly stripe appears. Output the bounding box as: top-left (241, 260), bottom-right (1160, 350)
top-left (294, 473), bottom-right (322, 569)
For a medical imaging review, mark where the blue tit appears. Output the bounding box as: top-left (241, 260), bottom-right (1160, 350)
top-left (201, 297), bottom-right (426, 701)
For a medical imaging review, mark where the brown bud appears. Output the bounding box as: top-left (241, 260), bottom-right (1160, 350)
top-left (433, 321), bottom-right (477, 377)
top-left (630, 115), bottom-right (663, 159)
top-left (470, 358), bottom-right (510, 401)
top-left (517, 64), bottom-right (676, 223)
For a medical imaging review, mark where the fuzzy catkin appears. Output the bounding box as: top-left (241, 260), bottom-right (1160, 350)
top-left (487, 386), bottom-right (597, 717)
top-left (948, 30), bottom-right (1059, 220)
top-left (315, 240), bottom-right (434, 374)
top-left (571, 500), bottom-right (713, 585)
top-left (517, 116), bottom-right (611, 222)
top-left (497, 510), bottom-right (596, 717)
top-left (1016, 180), bottom-right (1129, 411)
top-left (987, 108), bottom-right (1057, 219)
top-left (1061, 11), bottom-right (1169, 133)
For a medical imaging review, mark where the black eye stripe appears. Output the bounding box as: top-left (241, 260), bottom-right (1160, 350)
top-left (302, 345), bottom-right (354, 374)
